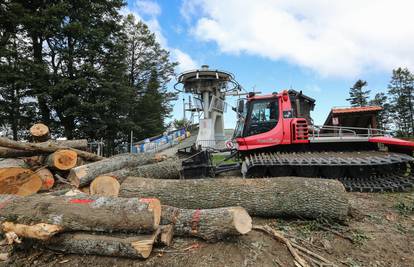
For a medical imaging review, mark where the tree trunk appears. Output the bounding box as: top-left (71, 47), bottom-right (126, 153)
top-left (36, 168), bottom-right (54, 190)
top-left (119, 177), bottom-right (349, 221)
top-left (0, 168), bottom-right (42, 196)
top-left (90, 176), bottom-right (120, 197)
top-left (68, 153), bottom-right (157, 187)
top-left (45, 150), bottom-right (77, 170)
top-left (29, 123), bottom-right (50, 142)
top-left (161, 205), bottom-right (252, 241)
top-left (33, 230), bottom-right (160, 259)
top-left (0, 137), bottom-right (101, 161)
top-left (0, 194), bottom-right (161, 239)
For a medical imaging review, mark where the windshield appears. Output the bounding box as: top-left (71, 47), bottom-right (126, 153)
top-left (244, 99), bottom-right (279, 137)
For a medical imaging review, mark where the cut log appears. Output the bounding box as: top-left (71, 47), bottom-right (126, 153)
top-left (161, 205), bottom-right (252, 241)
top-left (90, 175), bottom-right (120, 197)
top-left (0, 137), bottom-right (101, 162)
top-left (126, 159), bottom-right (182, 179)
top-left (68, 153), bottom-right (157, 187)
top-left (44, 139), bottom-right (88, 150)
top-left (0, 194), bottom-right (161, 239)
top-left (157, 225), bottom-right (174, 246)
top-left (0, 168), bottom-right (42, 196)
top-left (120, 177), bottom-right (349, 221)
top-left (36, 168), bottom-right (55, 190)
top-left (0, 147), bottom-right (39, 158)
top-left (29, 123), bottom-right (50, 142)
top-left (35, 230), bottom-right (161, 259)
top-left (101, 158), bottom-right (181, 182)
top-left (46, 150), bottom-right (77, 170)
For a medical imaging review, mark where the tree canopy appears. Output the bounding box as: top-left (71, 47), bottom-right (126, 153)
top-left (0, 0), bottom-right (177, 154)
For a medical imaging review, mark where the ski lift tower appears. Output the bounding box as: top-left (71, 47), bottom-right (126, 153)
top-left (175, 65), bottom-right (240, 148)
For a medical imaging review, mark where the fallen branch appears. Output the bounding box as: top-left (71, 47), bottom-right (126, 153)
top-left (253, 225), bottom-right (310, 267)
top-left (317, 225), bottom-right (355, 244)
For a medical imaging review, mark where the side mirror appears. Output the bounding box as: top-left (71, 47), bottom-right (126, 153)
top-left (237, 100), bottom-right (244, 114)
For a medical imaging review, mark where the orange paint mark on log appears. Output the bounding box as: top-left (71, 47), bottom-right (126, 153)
top-left (69, 199), bottom-right (94, 204)
top-left (139, 198), bottom-right (158, 203)
top-left (191, 209), bottom-right (201, 233)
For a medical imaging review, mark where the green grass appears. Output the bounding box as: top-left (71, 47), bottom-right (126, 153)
top-left (394, 200), bottom-right (414, 216)
top-left (211, 154), bottom-right (240, 165)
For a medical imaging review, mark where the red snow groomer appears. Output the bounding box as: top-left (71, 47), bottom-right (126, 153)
top-left (231, 89), bottom-right (414, 192)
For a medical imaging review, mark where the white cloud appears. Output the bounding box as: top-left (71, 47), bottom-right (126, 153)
top-left (125, 1), bottom-right (198, 73)
top-left (172, 49), bottom-right (198, 72)
top-left (182, 0), bottom-right (414, 77)
top-left (135, 0), bottom-right (161, 17)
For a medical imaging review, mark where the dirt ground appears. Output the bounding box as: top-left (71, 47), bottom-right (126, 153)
top-left (1, 190), bottom-right (413, 267)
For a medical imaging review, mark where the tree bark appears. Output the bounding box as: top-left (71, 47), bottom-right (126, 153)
top-left (90, 175), bottom-right (120, 197)
top-left (29, 123), bottom-right (50, 142)
top-left (120, 177), bottom-right (349, 221)
top-left (45, 150), bottom-right (77, 170)
top-left (0, 194), bottom-right (161, 239)
top-left (33, 230), bottom-right (160, 259)
top-left (101, 158), bottom-right (180, 182)
top-left (125, 159), bottom-right (182, 179)
top-left (0, 147), bottom-right (40, 158)
top-left (0, 137), bottom-right (101, 161)
top-left (68, 153), bottom-right (157, 187)
top-left (0, 168), bottom-right (42, 196)
top-left (36, 168), bottom-right (55, 191)
top-left (161, 205), bottom-right (252, 241)
top-left (0, 158), bottom-right (28, 169)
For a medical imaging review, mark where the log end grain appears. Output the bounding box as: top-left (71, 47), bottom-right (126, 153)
top-left (47, 150), bottom-right (77, 170)
top-left (140, 198), bottom-right (161, 229)
top-left (90, 176), bottom-right (120, 197)
top-left (158, 225), bottom-right (174, 246)
top-left (228, 207), bottom-right (252, 235)
top-left (36, 168), bottom-right (55, 190)
top-left (131, 228), bottom-right (160, 258)
top-left (67, 165), bottom-right (87, 187)
top-left (29, 123), bottom-right (49, 139)
top-left (0, 168), bottom-right (42, 196)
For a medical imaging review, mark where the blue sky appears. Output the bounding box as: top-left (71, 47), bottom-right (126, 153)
top-left (125, 0), bottom-right (414, 128)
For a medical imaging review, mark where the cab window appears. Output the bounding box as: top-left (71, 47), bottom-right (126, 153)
top-left (245, 99), bottom-right (279, 136)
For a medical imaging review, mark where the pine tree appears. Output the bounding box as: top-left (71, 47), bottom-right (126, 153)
top-left (346, 80), bottom-right (370, 107)
top-left (0, 3), bottom-right (36, 139)
top-left (123, 14), bottom-right (178, 141)
top-left (369, 93), bottom-right (391, 130)
top-left (388, 67), bottom-right (414, 136)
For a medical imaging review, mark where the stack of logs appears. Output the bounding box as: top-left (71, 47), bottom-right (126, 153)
top-left (0, 123), bottom-right (350, 260)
